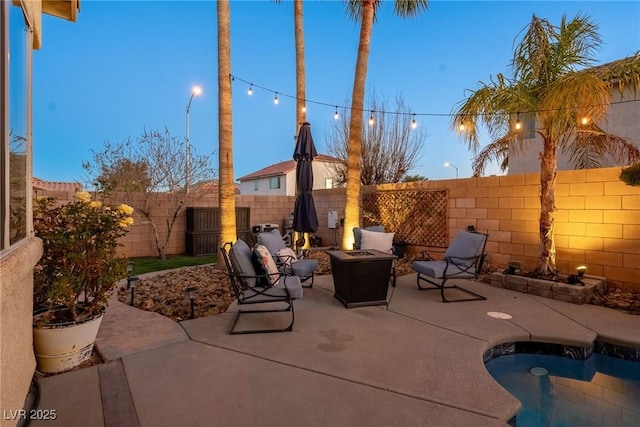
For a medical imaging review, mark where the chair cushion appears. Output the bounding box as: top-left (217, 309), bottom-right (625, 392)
top-left (243, 275), bottom-right (303, 300)
top-left (252, 244), bottom-right (279, 286)
top-left (360, 229), bottom-right (395, 254)
top-left (288, 258), bottom-right (318, 278)
top-left (445, 231), bottom-right (486, 267)
top-left (229, 239), bottom-right (257, 287)
top-left (353, 225), bottom-right (385, 249)
top-left (412, 260), bottom-right (477, 279)
top-left (257, 229), bottom-right (287, 255)
top-left (276, 247), bottom-right (297, 266)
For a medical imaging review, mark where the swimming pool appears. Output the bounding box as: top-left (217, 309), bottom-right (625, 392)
top-left (486, 352), bottom-right (640, 426)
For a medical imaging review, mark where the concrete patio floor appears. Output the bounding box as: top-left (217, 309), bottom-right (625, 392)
top-left (31, 273), bottom-right (640, 427)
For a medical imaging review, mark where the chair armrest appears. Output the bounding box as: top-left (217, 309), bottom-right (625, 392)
top-left (420, 248), bottom-right (446, 261)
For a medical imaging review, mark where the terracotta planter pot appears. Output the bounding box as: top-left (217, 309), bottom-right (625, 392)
top-left (32, 306), bottom-right (105, 374)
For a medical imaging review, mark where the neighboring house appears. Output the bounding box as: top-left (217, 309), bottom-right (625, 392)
top-left (508, 57), bottom-right (640, 175)
top-left (0, 1), bottom-right (80, 422)
top-left (237, 154), bottom-right (341, 196)
top-left (32, 177), bottom-right (83, 196)
top-left (190, 179), bottom-right (240, 195)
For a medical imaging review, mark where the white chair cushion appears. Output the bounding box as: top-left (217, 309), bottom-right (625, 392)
top-left (360, 229), bottom-right (395, 254)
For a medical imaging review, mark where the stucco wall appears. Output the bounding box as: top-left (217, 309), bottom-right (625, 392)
top-left (509, 88), bottom-right (640, 174)
top-left (0, 238), bottom-right (42, 427)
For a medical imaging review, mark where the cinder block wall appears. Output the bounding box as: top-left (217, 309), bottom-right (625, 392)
top-left (37, 166), bottom-right (640, 291)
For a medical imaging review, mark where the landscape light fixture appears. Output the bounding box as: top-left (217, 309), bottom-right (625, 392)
top-left (577, 266), bottom-right (587, 278)
top-left (444, 162), bottom-right (458, 179)
top-left (185, 85), bottom-right (202, 193)
top-left (185, 286), bottom-right (197, 319)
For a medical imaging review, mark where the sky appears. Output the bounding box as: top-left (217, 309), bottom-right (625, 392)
top-left (33, 0), bottom-right (640, 185)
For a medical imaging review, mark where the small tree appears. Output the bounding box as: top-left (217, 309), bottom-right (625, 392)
top-left (327, 93), bottom-right (425, 186)
top-left (83, 128), bottom-right (217, 259)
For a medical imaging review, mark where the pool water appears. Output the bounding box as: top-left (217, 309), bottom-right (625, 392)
top-left (485, 353), bottom-right (640, 427)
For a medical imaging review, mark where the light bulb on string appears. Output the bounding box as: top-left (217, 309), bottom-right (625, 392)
top-left (301, 104), bottom-right (307, 113)
top-left (458, 123), bottom-right (466, 132)
top-left (248, 85), bottom-right (253, 95)
top-left (515, 113), bottom-right (522, 131)
top-left (334, 107), bottom-right (339, 120)
top-left (274, 92), bottom-right (279, 105)
top-left (581, 116), bottom-right (589, 126)
top-left (369, 112), bottom-right (375, 126)
top-left (411, 114), bottom-right (418, 129)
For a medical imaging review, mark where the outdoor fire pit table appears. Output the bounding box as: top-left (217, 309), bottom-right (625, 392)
top-left (326, 249), bottom-right (397, 308)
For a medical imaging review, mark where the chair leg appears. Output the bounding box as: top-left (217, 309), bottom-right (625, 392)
top-left (302, 273), bottom-right (314, 289)
top-left (229, 301), bottom-right (295, 335)
top-left (416, 273), bottom-right (485, 303)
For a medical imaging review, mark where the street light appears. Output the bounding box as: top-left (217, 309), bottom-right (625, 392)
top-left (185, 85), bottom-right (202, 192)
top-left (444, 162), bottom-right (458, 179)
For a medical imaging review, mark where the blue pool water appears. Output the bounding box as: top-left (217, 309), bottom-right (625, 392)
top-left (485, 353), bottom-right (640, 427)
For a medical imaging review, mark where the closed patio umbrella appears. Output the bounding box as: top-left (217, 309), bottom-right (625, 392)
top-left (292, 122), bottom-right (319, 242)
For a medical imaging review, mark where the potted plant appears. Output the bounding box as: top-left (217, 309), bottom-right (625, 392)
top-left (32, 191), bottom-right (134, 373)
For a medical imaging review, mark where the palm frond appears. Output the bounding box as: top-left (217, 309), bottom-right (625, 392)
top-left (394, 0), bottom-right (428, 17)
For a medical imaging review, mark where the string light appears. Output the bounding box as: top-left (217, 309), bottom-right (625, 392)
top-left (230, 73), bottom-right (640, 124)
top-left (515, 113), bottom-right (522, 131)
top-left (301, 104), bottom-right (307, 113)
top-left (369, 112), bottom-right (375, 126)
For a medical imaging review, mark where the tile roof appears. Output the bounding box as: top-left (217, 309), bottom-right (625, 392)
top-left (237, 154), bottom-right (341, 181)
top-left (32, 177), bottom-right (83, 192)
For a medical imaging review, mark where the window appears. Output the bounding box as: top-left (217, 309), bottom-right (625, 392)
top-left (269, 176), bottom-right (281, 189)
top-left (253, 180), bottom-right (259, 191)
top-left (325, 178), bottom-right (333, 189)
top-left (1, 2), bottom-right (30, 249)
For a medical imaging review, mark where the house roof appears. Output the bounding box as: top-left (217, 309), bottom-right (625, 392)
top-left (33, 177), bottom-right (83, 193)
top-left (191, 180), bottom-right (240, 194)
top-left (237, 154), bottom-right (341, 182)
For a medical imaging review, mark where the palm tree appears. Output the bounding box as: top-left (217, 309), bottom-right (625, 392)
top-left (218, 0), bottom-right (237, 247)
top-left (341, 0), bottom-right (428, 250)
top-left (452, 14), bottom-right (640, 276)
top-left (273, 0), bottom-right (306, 130)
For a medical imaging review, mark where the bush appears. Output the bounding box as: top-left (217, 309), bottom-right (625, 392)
top-left (619, 163), bottom-right (640, 187)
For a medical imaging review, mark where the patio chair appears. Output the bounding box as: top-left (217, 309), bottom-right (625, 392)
top-left (257, 228), bottom-right (318, 288)
top-left (412, 230), bottom-right (488, 303)
top-left (221, 240), bottom-right (303, 334)
top-left (353, 226), bottom-right (397, 287)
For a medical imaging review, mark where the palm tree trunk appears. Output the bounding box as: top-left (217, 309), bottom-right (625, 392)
top-left (341, 0), bottom-right (375, 250)
top-left (537, 137), bottom-right (557, 276)
top-left (217, 0), bottom-right (237, 249)
top-left (294, 0), bottom-right (306, 129)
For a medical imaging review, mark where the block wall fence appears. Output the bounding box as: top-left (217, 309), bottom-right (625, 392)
top-left (40, 166), bottom-right (640, 291)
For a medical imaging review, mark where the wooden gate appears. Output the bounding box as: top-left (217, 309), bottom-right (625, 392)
top-left (186, 207), bottom-right (251, 256)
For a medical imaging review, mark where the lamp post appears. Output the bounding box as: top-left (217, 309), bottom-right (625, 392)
top-left (185, 85), bottom-right (202, 193)
top-left (444, 162), bottom-right (458, 179)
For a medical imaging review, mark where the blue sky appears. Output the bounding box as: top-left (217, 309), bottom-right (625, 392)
top-left (33, 1), bottom-right (640, 184)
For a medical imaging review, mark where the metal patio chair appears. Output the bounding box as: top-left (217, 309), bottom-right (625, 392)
top-left (412, 230), bottom-right (488, 303)
top-left (257, 228), bottom-right (318, 288)
top-left (221, 240), bottom-right (303, 334)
